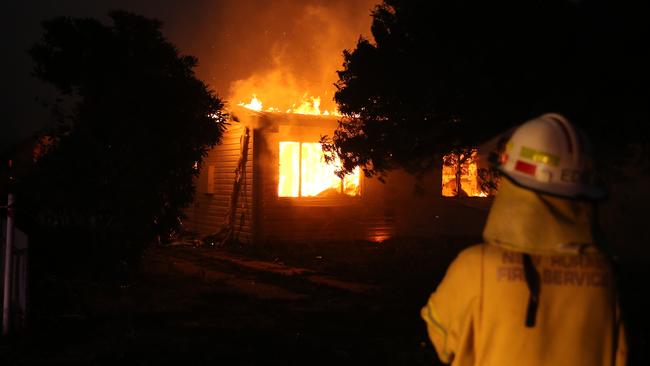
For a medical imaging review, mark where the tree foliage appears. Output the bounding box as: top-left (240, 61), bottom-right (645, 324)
top-left (18, 11), bottom-right (226, 274)
top-left (325, 0), bottom-right (649, 178)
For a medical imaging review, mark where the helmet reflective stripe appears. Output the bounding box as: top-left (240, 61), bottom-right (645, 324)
top-left (519, 147), bottom-right (560, 166)
top-left (515, 160), bottom-right (537, 176)
top-left (498, 113), bottom-right (605, 200)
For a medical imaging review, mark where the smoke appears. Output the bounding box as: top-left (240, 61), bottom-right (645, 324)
top-left (203, 0), bottom-right (379, 112)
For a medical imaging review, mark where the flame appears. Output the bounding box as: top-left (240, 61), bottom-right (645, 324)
top-left (279, 141), bottom-right (360, 197)
top-left (239, 94), bottom-right (263, 111)
top-left (293, 96), bottom-right (321, 115)
top-left (238, 94), bottom-right (340, 116)
top-left (442, 149), bottom-right (488, 197)
top-left (278, 142), bottom-right (301, 197)
top-left (342, 168), bottom-right (361, 196)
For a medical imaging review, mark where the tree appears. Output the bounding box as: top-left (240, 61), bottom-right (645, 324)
top-left (442, 147), bottom-right (475, 198)
top-left (18, 11), bottom-right (226, 275)
top-left (325, 0), bottom-right (650, 178)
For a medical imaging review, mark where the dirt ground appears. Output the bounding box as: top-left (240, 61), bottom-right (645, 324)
top-left (1, 236), bottom-right (649, 365)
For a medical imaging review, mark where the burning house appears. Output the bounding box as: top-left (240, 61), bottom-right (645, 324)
top-left (180, 2), bottom-right (496, 244)
top-left (183, 101), bottom-right (494, 245)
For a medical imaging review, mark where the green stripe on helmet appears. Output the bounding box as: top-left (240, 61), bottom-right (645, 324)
top-left (520, 146), bottom-right (560, 166)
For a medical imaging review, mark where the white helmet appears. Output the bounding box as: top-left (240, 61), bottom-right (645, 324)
top-left (498, 113), bottom-right (605, 200)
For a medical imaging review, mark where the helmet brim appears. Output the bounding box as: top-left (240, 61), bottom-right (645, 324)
top-left (497, 167), bottom-right (607, 201)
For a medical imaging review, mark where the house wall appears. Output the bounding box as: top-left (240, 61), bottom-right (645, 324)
top-left (251, 112), bottom-right (492, 244)
top-left (184, 121), bottom-right (254, 243)
top-left (380, 169), bottom-right (492, 240)
top-left (185, 108), bottom-right (492, 244)
top-left (253, 113), bottom-right (386, 243)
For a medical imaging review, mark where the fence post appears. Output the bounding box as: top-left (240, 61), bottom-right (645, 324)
top-left (2, 193), bottom-right (15, 336)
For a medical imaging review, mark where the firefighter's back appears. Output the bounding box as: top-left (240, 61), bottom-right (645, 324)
top-left (477, 244), bottom-right (623, 366)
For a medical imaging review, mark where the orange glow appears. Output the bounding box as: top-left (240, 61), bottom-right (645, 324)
top-left (278, 142), bottom-right (360, 197)
top-left (370, 235), bottom-right (391, 243)
top-left (239, 94), bottom-right (340, 116)
top-left (442, 149), bottom-right (488, 197)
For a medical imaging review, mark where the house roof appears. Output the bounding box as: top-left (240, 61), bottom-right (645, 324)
top-left (229, 105), bottom-right (340, 130)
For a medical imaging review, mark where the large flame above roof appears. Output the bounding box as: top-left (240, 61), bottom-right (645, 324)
top-left (238, 94), bottom-right (340, 116)
top-left (225, 2), bottom-right (376, 118)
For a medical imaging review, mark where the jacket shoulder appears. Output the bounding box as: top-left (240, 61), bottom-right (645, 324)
top-left (443, 244), bottom-right (486, 281)
top-left (455, 244), bottom-right (486, 263)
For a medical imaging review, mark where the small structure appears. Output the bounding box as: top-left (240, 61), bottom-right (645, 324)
top-left (183, 106), bottom-right (493, 244)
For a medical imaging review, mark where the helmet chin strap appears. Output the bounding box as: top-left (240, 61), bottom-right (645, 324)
top-left (522, 253), bottom-right (540, 327)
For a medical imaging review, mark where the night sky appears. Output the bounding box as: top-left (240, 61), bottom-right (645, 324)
top-left (4, 1), bottom-right (648, 152)
top-left (1, 0), bottom-right (376, 151)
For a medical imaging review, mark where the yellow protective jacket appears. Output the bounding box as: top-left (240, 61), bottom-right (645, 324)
top-left (421, 179), bottom-right (627, 366)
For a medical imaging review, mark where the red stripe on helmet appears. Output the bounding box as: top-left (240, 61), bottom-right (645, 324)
top-left (515, 160), bottom-right (537, 176)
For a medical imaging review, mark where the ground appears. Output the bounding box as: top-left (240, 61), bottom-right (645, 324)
top-left (1, 236), bottom-right (648, 365)
top-left (1, 237), bottom-right (472, 365)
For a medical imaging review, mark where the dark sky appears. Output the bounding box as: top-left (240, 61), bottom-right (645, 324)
top-left (1, 0), bottom-right (377, 151)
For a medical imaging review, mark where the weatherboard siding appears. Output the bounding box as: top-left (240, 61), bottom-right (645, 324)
top-left (184, 122), bottom-right (254, 243)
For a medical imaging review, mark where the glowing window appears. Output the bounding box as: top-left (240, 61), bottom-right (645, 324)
top-left (442, 149), bottom-right (488, 197)
top-left (278, 142), bottom-right (360, 197)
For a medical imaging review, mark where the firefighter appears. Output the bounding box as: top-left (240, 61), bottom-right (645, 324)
top-left (421, 113), bottom-right (627, 365)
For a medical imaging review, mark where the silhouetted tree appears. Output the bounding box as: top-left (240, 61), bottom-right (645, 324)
top-left (324, 0), bottom-right (649, 178)
top-left (18, 11), bottom-right (226, 276)
top-left (442, 147), bottom-right (474, 198)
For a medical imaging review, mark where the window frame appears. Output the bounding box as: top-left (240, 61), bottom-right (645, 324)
top-left (441, 148), bottom-right (492, 198)
top-left (277, 141), bottom-right (362, 200)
